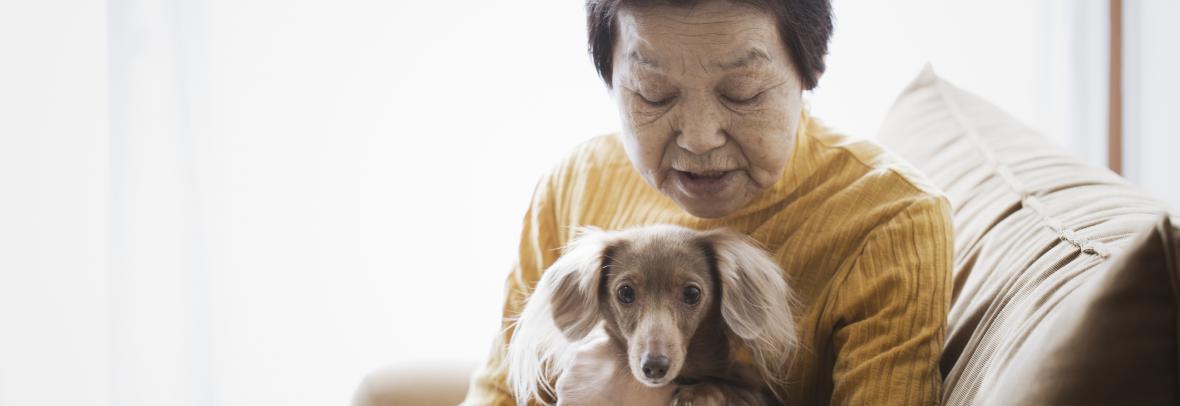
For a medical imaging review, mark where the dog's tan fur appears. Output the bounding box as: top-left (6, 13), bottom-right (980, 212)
top-left (507, 225), bottom-right (798, 405)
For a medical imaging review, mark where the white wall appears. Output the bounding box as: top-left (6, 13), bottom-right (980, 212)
top-left (1123, 0), bottom-right (1180, 209)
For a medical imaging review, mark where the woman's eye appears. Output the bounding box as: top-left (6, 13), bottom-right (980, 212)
top-left (682, 285), bottom-right (701, 305)
top-left (722, 91), bottom-right (764, 105)
top-left (617, 285), bottom-right (636, 304)
top-left (635, 91), bottom-right (675, 107)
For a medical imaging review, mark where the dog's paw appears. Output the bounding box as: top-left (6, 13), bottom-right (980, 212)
top-left (670, 383), bottom-right (725, 406)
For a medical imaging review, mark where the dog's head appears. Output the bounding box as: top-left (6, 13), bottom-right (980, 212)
top-left (549, 225), bottom-right (798, 388)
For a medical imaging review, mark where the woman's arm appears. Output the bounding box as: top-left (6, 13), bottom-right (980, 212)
top-left (828, 196), bottom-right (954, 405)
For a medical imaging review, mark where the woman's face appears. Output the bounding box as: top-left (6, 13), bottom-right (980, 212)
top-left (612, 0), bottom-right (806, 218)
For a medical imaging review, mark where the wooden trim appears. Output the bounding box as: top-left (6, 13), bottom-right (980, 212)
top-left (1109, 0), bottom-right (1123, 174)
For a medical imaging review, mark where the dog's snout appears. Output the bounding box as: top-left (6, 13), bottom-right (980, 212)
top-left (641, 355), bottom-right (671, 379)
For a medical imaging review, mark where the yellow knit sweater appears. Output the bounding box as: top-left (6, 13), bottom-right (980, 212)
top-left (462, 112), bottom-right (953, 405)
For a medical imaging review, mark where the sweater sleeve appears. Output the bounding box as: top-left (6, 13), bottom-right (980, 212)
top-left (460, 169), bottom-right (565, 406)
top-left (828, 196), bottom-right (954, 405)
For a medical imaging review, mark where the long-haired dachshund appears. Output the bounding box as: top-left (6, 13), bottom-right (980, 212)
top-left (507, 225), bottom-right (798, 405)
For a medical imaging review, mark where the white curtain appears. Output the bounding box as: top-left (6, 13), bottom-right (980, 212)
top-left (810, 0), bottom-right (1110, 167)
top-left (5, 0), bottom-right (617, 404)
top-left (0, 1), bottom-right (111, 405)
top-left (4, 1), bottom-right (1161, 405)
top-left (1123, 0), bottom-right (1180, 209)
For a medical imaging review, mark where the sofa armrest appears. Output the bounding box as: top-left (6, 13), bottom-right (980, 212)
top-left (353, 362), bottom-right (473, 406)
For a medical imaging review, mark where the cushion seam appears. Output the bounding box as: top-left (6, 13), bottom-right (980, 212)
top-left (930, 77), bottom-right (1113, 259)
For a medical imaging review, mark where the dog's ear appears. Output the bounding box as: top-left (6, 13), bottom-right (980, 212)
top-left (546, 227), bottom-right (619, 341)
top-left (699, 230), bottom-right (799, 385)
top-left (508, 227), bottom-right (619, 404)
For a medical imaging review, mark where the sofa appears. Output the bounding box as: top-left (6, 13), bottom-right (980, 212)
top-left (353, 66), bottom-right (1180, 405)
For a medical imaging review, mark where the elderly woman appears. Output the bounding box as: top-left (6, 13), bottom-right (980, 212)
top-left (463, 0), bottom-right (952, 404)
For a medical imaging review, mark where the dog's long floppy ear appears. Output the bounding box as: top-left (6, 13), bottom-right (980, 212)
top-left (546, 227), bottom-right (619, 341)
top-left (507, 227), bottom-right (619, 405)
top-left (699, 230), bottom-right (799, 385)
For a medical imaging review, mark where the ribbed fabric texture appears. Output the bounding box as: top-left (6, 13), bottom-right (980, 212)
top-left (461, 111), bottom-right (954, 406)
top-left (878, 66), bottom-right (1179, 406)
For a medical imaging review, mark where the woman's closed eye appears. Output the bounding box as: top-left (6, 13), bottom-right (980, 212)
top-left (719, 77), bottom-right (783, 107)
top-left (633, 89), bottom-right (677, 107)
top-left (720, 90), bottom-right (765, 105)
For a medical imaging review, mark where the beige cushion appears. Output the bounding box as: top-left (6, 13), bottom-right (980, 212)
top-left (352, 363), bottom-right (472, 406)
top-left (985, 216), bottom-right (1180, 405)
top-left (878, 65), bottom-right (1180, 405)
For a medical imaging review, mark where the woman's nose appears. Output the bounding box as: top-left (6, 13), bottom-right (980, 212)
top-left (674, 98), bottom-right (726, 155)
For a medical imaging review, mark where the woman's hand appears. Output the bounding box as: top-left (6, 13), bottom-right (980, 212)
top-left (671, 383), bottom-right (726, 406)
top-left (672, 382), bottom-right (778, 406)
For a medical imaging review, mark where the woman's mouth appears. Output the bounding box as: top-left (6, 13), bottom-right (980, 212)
top-left (684, 171), bottom-right (727, 180)
top-left (673, 169), bottom-right (736, 198)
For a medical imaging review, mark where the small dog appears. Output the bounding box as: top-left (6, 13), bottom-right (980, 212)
top-left (507, 225), bottom-right (798, 406)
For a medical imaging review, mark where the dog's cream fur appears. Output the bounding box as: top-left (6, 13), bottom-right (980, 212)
top-left (506, 225), bottom-right (798, 406)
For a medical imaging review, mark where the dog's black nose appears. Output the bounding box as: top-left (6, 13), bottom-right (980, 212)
top-left (641, 355), bottom-right (670, 379)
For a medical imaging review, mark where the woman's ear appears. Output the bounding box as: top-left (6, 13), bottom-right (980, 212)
top-left (546, 227), bottom-right (618, 341)
top-left (700, 229), bottom-right (799, 385)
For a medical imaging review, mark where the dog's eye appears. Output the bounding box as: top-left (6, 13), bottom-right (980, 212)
top-left (617, 285), bottom-right (635, 304)
top-left (683, 285), bottom-right (701, 305)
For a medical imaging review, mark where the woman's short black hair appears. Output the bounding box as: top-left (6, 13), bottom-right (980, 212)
top-left (586, 0), bottom-right (833, 90)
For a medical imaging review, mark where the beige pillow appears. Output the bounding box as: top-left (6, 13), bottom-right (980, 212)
top-left (984, 216), bottom-right (1180, 405)
top-left (878, 65), bottom-right (1180, 405)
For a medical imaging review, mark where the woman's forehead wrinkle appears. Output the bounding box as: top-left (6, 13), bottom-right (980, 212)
top-left (718, 47), bottom-right (770, 70)
top-left (620, 6), bottom-right (776, 73)
top-left (661, 3), bottom-right (742, 24)
top-left (628, 50), bottom-right (660, 69)
top-left (617, 14), bottom-right (655, 63)
top-left (695, 51), bottom-right (710, 75)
